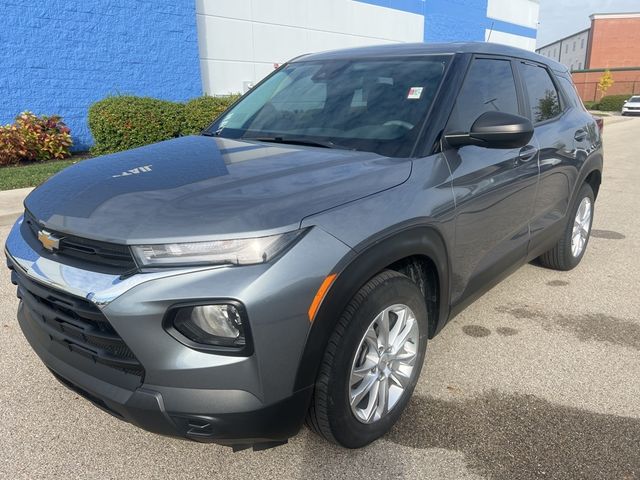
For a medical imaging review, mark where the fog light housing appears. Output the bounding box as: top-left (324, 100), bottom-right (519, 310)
top-left (169, 302), bottom-right (249, 352)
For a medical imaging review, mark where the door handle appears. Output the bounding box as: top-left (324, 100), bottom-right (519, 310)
top-left (574, 129), bottom-right (588, 141)
top-left (518, 145), bottom-right (538, 162)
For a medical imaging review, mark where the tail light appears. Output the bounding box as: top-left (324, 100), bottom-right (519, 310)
top-left (594, 116), bottom-right (604, 135)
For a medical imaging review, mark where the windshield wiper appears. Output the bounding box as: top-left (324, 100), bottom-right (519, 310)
top-left (247, 136), bottom-right (337, 149)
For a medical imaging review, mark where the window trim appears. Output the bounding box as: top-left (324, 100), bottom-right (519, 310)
top-left (517, 60), bottom-right (568, 126)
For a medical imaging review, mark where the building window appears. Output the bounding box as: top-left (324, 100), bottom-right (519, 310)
top-left (565, 44), bottom-right (568, 53)
top-left (578, 62), bottom-right (582, 70)
top-left (581, 38), bottom-right (584, 48)
top-left (573, 41), bottom-right (576, 51)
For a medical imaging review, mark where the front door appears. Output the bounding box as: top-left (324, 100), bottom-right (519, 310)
top-left (443, 56), bottom-right (540, 307)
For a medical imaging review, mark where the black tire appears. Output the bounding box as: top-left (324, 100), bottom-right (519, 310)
top-left (305, 270), bottom-right (428, 448)
top-left (538, 183), bottom-right (595, 271)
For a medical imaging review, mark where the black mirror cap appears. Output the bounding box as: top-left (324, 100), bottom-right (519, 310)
top-left (445, 111), bottom-right (534, 149)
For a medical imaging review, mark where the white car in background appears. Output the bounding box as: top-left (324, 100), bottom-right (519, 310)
top-left (622, 96), bottom-right (640, 115)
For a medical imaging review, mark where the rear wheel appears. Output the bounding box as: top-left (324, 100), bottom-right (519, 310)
top-left (538, 183), bottom-right (594, 270)
top-left (306, 270), bottom-right (428, 448)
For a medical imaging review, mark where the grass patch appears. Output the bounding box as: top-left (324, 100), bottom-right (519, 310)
top-left (0, 154), bottom-right (90, 191)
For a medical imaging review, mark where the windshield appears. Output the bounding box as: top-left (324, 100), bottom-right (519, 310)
top-left (207, 56), bottom-right (450, 157)
top-left (630, 96), bottom-right (640, 102)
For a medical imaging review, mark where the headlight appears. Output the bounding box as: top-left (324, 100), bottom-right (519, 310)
top-left (170, 303), bottom-right (247, 349)
top-left (131, 230), bottom-right (304, 267)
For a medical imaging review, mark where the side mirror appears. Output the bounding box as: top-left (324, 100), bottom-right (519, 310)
top-left (445, 111), bottom-right (534, 149)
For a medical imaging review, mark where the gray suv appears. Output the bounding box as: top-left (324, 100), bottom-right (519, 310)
top-left (4, 43), bottom-right (603, 450)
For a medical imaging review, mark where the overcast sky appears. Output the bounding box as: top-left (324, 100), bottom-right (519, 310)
top-left (537, 0), bottom-right (640, 47)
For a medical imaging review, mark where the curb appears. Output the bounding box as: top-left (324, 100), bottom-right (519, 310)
top-left (0, 187), bottom-right (32, 227)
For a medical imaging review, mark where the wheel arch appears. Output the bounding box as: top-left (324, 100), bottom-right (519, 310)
top-left (572, 152), bottom-right (603, 206)
top-left (294, 225), bottom-right (451, 391)
top-left (584, 168), bottom-right (602, 199)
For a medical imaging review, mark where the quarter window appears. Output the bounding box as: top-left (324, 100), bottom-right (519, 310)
top-left (520, 63), bottom-right (562, 123)
top-left (557, 76), bottom-right (582, 109)
top-left (447, 58), bottom-right (519, 133)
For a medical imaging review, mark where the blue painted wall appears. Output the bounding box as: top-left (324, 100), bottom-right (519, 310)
top-left (423, 0), bottom-right (488, 42)
top-left (0, 0), bottom-right (202, 150)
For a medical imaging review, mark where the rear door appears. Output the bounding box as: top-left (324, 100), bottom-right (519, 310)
top-left (444, 56), bottom-right (540, 308)
top-left (517, 62), bottom-right (596, 254)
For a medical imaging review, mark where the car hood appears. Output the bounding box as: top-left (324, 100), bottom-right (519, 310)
top-left (25, 136), bottom-right (411, 244)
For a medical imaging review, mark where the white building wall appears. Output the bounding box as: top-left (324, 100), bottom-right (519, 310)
top-left (485, 0), bottom-right (539, 51)
top-left (536, 30), bottom-right (588, 70)
top-left (196, 0), bottom-right (424, 95)
top-left (486, 0), bottom-right (538, 29)
top-left (485, 29), bottom-right (536, 51)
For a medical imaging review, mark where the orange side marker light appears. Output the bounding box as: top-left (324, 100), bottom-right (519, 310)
top-left (308, 273), bottom-right (337, 322)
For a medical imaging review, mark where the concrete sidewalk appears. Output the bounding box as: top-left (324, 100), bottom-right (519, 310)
top-left (0, 187), bottom-right (32, 226)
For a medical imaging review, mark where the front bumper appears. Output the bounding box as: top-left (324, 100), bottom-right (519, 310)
top-left (5, 216), bottom-right (350, 447)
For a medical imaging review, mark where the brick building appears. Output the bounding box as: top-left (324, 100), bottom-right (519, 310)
top-left (587, 12), bottom-right (640, 68)
top-left (537, 12), bottom-right (640, 101)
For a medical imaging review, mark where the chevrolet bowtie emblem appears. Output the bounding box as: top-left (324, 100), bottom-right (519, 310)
top-left (38, 230), bottom-right (61, 252)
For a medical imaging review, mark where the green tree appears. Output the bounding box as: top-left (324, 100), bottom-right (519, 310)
top-left (534, 90), bottom-right (561, 123)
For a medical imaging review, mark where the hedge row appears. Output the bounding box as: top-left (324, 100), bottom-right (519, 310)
top-left (88, 94), bottom-right (240, 155)
top-left (584, 94), bottom-right (633, 112)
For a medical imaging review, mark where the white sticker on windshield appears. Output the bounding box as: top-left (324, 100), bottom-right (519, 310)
top-left (407, 87), bottom-right (423, 100)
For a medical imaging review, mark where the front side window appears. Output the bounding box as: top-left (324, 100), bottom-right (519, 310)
top-left (447, 58), bottom-right (519, 133)
top-left (520, 63), bottom-right (562, 123)
top-left (209, 56), bottom-right (450, 157)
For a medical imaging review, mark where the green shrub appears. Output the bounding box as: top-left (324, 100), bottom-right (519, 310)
top-left (88, 96), bottom-right (185, 155)
top-left (583, 101), bottom-right (599, 110)
top-left (598, 94), bottom-right (633, 112)
top-left (0, 112), bottom-right (72, 166)
top-left (182, 94), bottom-right (240, 135)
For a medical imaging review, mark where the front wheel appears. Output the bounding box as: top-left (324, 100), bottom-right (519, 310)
top-left (306, 270), bottom-right (428, 448)
top-left (538, 183), bottom-right (595, 270)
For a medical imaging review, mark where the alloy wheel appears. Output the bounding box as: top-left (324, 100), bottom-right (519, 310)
top-left (571, 197), bottom-right (592, 257)
top-left (348, 304), bottom-right (419, 424)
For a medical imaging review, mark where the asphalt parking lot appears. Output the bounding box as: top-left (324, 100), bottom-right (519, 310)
top-left (1, 116), bottom-right (639, 480)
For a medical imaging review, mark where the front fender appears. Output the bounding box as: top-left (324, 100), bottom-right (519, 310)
top-left (293, 224), bottom-right (451, 391)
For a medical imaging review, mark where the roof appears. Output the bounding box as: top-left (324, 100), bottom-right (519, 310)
top-left (293, 42), bottom-right (568, 73)
top-left (536, 28), bottom-right (590, 51)
top-left (590, 12), bottom-right (640, 20)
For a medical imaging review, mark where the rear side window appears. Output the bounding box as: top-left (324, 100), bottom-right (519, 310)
top-left (447, 58), bottom-right (519, 133)
top-left (557, 75), bottom-right (586, 110)
top-left (520, 63), bottom-right (562, 123)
